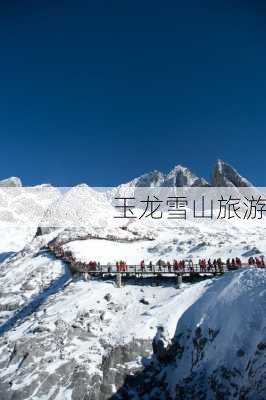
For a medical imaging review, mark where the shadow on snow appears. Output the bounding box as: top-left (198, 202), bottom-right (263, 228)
top-left (0, 254), bottom-right (72, 337)
top-left (0, 252), bottom-right (16, 264)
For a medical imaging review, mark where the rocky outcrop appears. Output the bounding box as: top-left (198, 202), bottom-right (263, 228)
top-left (100, 339), bottom-right (152, 400)
top-left (152, 326), bottom-right (171, 363)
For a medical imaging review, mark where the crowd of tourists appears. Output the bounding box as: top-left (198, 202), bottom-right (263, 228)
top-left (48, 240), bottom-right (265, 273)
top-left (248, 256), bottom-right (265, 268)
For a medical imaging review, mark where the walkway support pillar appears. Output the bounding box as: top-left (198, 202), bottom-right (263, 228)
top-left (116, 273), bottom-right (122, 288)
top-left (177, 274), bottom-right (182, 289)
top-left (84, 273), bottom-right (91, 281)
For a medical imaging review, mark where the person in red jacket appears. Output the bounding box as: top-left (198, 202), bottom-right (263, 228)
top-left (255, 257), bottom-right (262, 268)
top-left (236, 257), bottom-right (242, 268)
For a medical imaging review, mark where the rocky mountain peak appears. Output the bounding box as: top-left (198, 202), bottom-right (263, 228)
top-left (120, 165), bottom-right (209, 188)
top-left (127, 170), bottom-right (165, 187)
top-left (164, 164), bottom-right (209, 187)
top-left (212, 159), bottom-right (253, 187)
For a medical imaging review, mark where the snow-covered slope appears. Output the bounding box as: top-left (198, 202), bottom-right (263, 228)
top-left (0, 185), bottom-right (60, 252)
top-left (39, 185), bottom-right (110, 230)
top-left (121, 170), bottom-right (166, 188)
top-left (115, 268), bottom-right (266, 400)
top-left (63, 217), bottom-right (266, 265)
top-left (0, 275), bottom-right (209, 400)
top-left (0, 177), bottom-right (22, 187)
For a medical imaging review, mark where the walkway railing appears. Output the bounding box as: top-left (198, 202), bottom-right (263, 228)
top-left (70, 264), bottom-right (224, 275)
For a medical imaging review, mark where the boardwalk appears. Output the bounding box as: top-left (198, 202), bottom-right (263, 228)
top-left (48, 240), bottom-right (224, 279)
top-left (47, 237), bottom-right (264, 282)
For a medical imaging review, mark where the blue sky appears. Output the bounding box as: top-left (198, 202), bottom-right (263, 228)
top-left (0, 1), bottom-right (266, 186)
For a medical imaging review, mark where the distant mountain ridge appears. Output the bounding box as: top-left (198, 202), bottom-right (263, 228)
top-left (0, 160), bottom-right (254, 188)
top-left (119, 159), bottom-right (254, 188)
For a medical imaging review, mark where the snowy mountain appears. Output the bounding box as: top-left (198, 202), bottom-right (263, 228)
top-left (1, 244), bottom-right (266, 399)
top-left (38, 184), bottom-right (118, 235)
top-left (163, 165), bottom-right (209, 187)
top-left (0, 177), bottom-right (22, 187)
top-left (108, 164), bottom-right (209, 205)
top-left (212, 159), bottom-right (253, 187)
top-left (0, 183), bottom-right (60, 252)
top-left (115, 268), bottom-right (266, 400)
top-left (120, 170), bottom-right (165, 188)
top-left (110, 159), bottom-right (254, 190)
top-left (117, 164), bottom-right (209, 189)
top-left (0, 160), bottom-right (254, 194)
top-left (0, 162), bottom-right (264, 400)
top-left (108, 160), bottom-right (254, 208)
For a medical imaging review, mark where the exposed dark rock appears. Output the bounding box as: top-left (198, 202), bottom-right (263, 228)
top-left (211, 159), bottom-right (253, 187)
top-left (104, 293), bottom-right (112, 302)
top-left (139, 298), bottom-right (149, 305)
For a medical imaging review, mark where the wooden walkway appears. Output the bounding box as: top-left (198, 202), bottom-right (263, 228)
top-left (47, 239), bottom-right (222, 279)
top-left (47, 237), bottom-right (259, 282)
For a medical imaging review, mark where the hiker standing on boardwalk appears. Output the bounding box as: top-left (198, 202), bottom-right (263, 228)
top-left (167, 261), bottom-right (171, 272)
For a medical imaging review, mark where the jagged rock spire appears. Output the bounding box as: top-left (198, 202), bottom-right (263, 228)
top-left (211, 159), bottom-right (253, 187)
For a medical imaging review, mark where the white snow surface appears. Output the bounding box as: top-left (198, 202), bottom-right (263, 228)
top-left (0, 185), bottom-right (60, 252)
top-left (0, 273), bottom-right (208, 399)
top-left (153, 268), bottom-right (266, 399)
top-left (63, 215), bottom-right (266, 264)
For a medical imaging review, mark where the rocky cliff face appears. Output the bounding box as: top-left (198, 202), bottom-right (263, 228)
top-left (211, 159), bottom-right (253, 187)
top-left (163, 165), bottom-right (209, 187)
